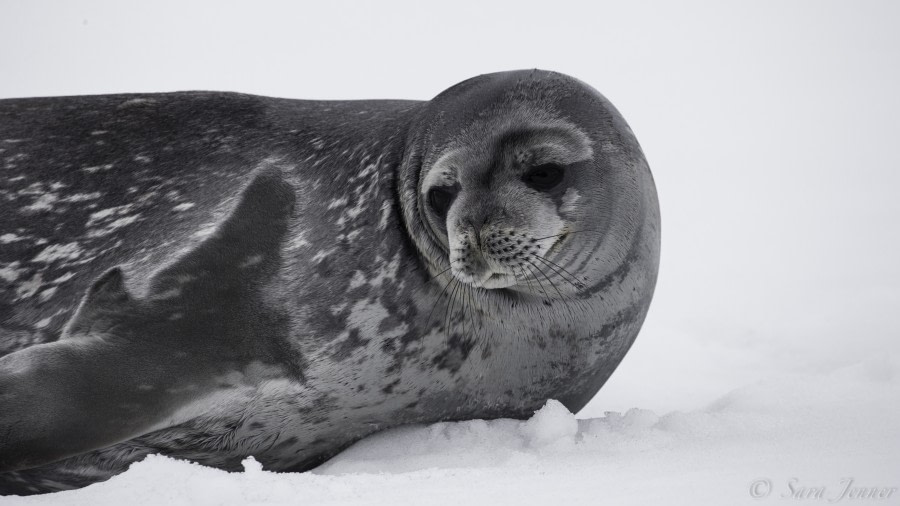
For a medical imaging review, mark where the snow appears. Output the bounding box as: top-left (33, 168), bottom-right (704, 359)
top-left (4, 359), bottom-right (897, 506)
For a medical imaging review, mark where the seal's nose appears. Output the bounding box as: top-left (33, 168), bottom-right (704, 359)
top-left (448, 216), bottom-right (517, 289)
top-left (466, 217), bottom-right (489, 251)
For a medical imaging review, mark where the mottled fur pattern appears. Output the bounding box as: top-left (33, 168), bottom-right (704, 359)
top-left (0, 70), bottom-right (660, 495)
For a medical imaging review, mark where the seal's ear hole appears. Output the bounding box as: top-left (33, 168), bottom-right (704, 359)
top-left (428, 185), bottom-right (458, 219)
top-left (523, 163), bottom-right (565, 192)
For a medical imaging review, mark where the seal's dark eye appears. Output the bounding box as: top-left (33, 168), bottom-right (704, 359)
top-left (522, 164), bottom-right (565, 191)
top-left (428, 186), bottom-right (457, 218)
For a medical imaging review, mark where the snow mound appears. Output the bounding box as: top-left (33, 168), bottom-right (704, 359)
top-left (314, 399), bottom-right (579, 475)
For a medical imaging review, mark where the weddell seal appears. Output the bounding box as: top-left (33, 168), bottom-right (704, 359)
top-left (0, 69), bottom-right (660, 494)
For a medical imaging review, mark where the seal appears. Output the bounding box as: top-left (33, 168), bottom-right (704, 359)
top-left (0, 69), bottom-right (660, 494)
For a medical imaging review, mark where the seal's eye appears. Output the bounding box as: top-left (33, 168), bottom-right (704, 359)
top-left (428, 186), bottom-right (457, 218)
top-left (523, 164), bottom-right (565, 191)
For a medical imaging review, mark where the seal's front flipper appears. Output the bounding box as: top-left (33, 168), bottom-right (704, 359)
top-left (0, 166), bottom-right (299, 473)
top-left (0, 267), bottom-right (223, 472)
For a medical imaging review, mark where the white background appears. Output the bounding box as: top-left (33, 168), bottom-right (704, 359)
top-left (1, 0), bottom-right (898, 415)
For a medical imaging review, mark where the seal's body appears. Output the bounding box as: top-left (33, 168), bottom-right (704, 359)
top-left (0, 70), bottom-right (659, 494)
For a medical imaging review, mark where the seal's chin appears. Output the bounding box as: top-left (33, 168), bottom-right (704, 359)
top-left (450, 262), bottom-right (518, 289)
top-left (474, 272), bottom-right (517, 289)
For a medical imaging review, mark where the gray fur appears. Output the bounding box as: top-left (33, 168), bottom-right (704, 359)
top-left (0, 69), bottom-right (660, 495)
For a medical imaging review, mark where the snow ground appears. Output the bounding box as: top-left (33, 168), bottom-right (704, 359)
top-left (3, 356), bottom-right (897, 506)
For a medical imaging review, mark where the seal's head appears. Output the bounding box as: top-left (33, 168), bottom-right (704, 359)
top-left (401, 69), bottom-right (655, 298)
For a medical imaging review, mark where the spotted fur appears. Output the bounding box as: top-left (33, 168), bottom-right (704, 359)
top-left (0, 70), bottom-right (660, 495)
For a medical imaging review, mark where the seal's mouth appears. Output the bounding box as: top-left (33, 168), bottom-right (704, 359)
top-left (448, 227), bottom-right (575, 292)
top-left (457, 270), bottom-right (517, 290)
top-left (478, 272), bottom-right (516, 289)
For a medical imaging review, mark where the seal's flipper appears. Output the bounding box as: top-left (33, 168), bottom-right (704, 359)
top-left (60, 266), bottom-right (131, 339)
top-left (147, 165), bottom-right (296, 299)
top-left (86, 266), bottom-right (128, 301)
top-left (0, 269), bottom-right (222, 472)
top-left (0, 167), bottom-right (299, 472)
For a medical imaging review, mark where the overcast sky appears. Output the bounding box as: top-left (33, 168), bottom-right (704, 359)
top-left (1, 0), bottom-right (898, 413)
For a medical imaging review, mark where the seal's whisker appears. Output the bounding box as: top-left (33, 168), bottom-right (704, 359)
top-left (528, 257), bottom-right (589, 312)
top-left (425, 269), bottom-right (457, 329)
top-left (442, 278), bottom-right (456, 336)
top-left (461, 284), bottom-right (470, 338)
top-left (534, 258), bottom-right (592, 315)
top-left (525, 261), bottom-right (570, 320)
top-left (443, 277), bottom-right (462, 339)
top-left (512, 267), bottom-right (538, 320)
top-left (526, 259), bottom-right (585, 320)
top-left (452, 280), bottom-right (466, 338)
top-left (533, 255), bottom-right (585, 290)
top-left (424, 259), bottom-right (460, 284)
top-left (531, 229), bottom-right (603, 241)
top-left (518, 266), bottom-right (546, 319)
top-left (525, 259), bottom-right (566, 302)
top-left (470, 286), bottom-right (480, 334)
top-left (523, 262), bottom-right (548, 298)
top-left (515, 264), bottom-right (538, 294)
top-left (465, 285), bottom-right (477, 339)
